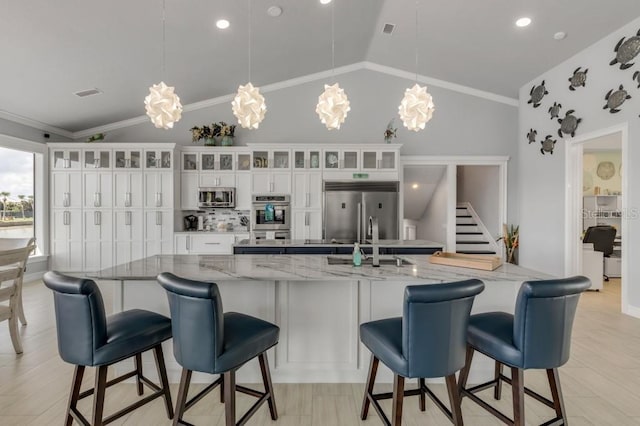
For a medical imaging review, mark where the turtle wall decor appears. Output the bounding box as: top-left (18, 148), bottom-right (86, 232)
top-left (609, 28), bottom-right (640, 70)
top-left (528, 80), bottom-right (548, 108)
top-left (527, 129), bottom-right (537, 144)
top-left (603, 85), bottom-right (631, 113)
top-left (568, 67), bottom-right (588, 90)
top-left (633, 71), bottom-right (640, 88)
top-left (548, 102), bottom-right (562, 119)
top-left (557, 110), bottom-right (582, 138)
top-left (540, 135), bottom-right (556, 155)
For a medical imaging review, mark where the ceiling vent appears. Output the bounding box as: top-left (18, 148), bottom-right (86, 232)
top-left (382, 23), bottom-right (395, 35)
top-left (74, 88), bottom-right (102, 98)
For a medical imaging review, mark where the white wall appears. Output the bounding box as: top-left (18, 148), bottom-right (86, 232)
top-left (518, 16), bottom-right (640, 311)
top-left (417, 171), bottom-right (448, 245)
top-left (457, 165), bottom-right (501, 238)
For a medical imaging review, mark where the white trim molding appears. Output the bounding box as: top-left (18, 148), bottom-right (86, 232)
top-left (564, 123), bottom-right (630, 315)
top-left (0, 110), bottom-right (74, 139)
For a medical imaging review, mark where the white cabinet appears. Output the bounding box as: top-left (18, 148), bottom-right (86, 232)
top-left (83, 150), bottom-right (111, 170)
top-left (235, 173), bottom-right (252, 210)
top-left (114, 149), bottom-right (142, 169)
top-left (252, 172), bottom-right (291, 194)
top-left (144, 210), bottom-right (173, 256)
top-left (174, 233), bottom-right (236, 254)
top-left (144, 172), bottom-right (173, 208)
top-left (114, 172), bottom-right (144, 209)
top-left (182, 152), bottom-right (199, 172)
top-left (83, 172), bottom-right (113, 209)
top-left (199, 173), bottom-right (235, 188)
top-left (293, 150), bottom-right (322, 170)
top-left (51, 148), bottom-right (81, 170)
top-left (181, 173), bottom-right (199, 209)
top-left (200, 152), bottom-right (236, 172)
top-left (83, 210), bottom-right (113, 272)
top-left (323, 148), bottom-right (359, 170)
top-left (361, 149), bottom-right (397, 170)
top-left (144, 149), bottom-right (173, 169)
top-left (292, 210), bottom-right (322, 240)
top-left (292, 172), bottom-right (322, 209)
top-left (51, 209), bottom-right (83, 271)
top-left (52, 172), bottom-right (82, 208)
top-left (113, 210), bottom-right (144, 265)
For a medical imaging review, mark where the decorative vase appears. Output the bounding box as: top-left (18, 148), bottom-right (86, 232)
top-left (204, 138), bottom-right (216, 147)
top-left (220, 135), bottom-right (234, 146)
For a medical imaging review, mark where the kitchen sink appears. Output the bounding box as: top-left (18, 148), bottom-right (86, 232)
top-left (326, 256), bottom-right (413, 266)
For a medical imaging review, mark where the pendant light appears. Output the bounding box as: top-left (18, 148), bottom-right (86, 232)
top-left (232, 0), bottom-right (267, 129)
top-left (316, 0), bottom-right (350, 130)
top-left (145, 0), bottom-right (183, 129)
top-left (398, 0), bottom-right (434, 131)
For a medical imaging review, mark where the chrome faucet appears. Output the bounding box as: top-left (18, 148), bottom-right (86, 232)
top-left (369, 216), bottom-right (380, 267)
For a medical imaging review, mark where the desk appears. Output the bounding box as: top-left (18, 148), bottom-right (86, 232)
top-left (582, 243), bottom-right (603, 291)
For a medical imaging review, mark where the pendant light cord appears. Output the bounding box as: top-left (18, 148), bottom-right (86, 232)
top-left (414, 0), bottom-right (418, 83)
top-left (162, 0), bottom-right (166, 80)
top-left (331, 0), bottom-right (335, 77)
top-left (248, 0), bottom-right (252, 82)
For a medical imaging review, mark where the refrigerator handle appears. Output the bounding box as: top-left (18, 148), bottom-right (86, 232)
top-left (357, 202), bottom-right (362, 243)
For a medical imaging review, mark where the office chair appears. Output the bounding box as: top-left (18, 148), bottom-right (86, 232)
top-left (583, 225), bottom-right (617, 280)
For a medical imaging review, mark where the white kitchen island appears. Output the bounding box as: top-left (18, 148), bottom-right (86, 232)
top-left (91, 254), bottom-right (550, 384)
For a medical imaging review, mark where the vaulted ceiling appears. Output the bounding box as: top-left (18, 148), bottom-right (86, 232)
top-left (2, 0), bottom-right (640, 133)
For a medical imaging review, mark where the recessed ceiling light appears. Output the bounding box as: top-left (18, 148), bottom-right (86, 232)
top-left (412, 183), bottom-right (419, 189)
top-left (267, 6), bottom-right (282, 17)
top-left (515, 17), bottom-right (531, 27)
top-left (320, 0), bottom-right (332, 4)
top-left (554, 31), bottom-right (567, 40)
top-left (216, 19), bottom-right (230, 29)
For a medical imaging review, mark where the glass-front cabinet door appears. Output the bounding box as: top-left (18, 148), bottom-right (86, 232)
top-left (219, 153), bottom-right (234, 171)
top-left (380, 151), bottom-right (396, 169)
top-left (273, 151), bottom-right (290, 169)
top-left (84, 150), bottom-right (111, 169)
top-left (362, 151), bottom-right (377, 169)
top-left (114, 149), bottom-right (141, 169)
top-left (324, 150), bottom-right (339, 170)
top-left (145, 150), bottom-right (172, 169)
top-left (294, 150), bottom-right (321, 169)
top-left (342, 150), bottom-right (359, 170)
top-left (201, 153), bottom-right (216, 171)
top-left (252, 151), bottom-right (269, 169)
top-left (52, 149), bottom-right (81, 169)
top-left (237, 153), bottom-right (251, 171)
top-left (361, 150), bottom-right (397, 170)
top-left (182, 153), bottom-right (198, 171)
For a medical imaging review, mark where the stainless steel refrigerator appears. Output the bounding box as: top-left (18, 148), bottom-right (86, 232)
top-left (323, 181), bottom-right (399, 242)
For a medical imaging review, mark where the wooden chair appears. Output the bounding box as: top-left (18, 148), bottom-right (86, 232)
top-left (0, 241), bottom-right (34, 354)
top-left (0, 238), bottom-right (35, 326)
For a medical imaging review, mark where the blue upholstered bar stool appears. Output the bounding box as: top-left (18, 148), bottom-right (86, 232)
top-left (43, 271), bottom-right (174, 426)
top-left (458, 276), bottom-right (591, 426)
top-left (360, 279), bottom-right (485, 426)
top-left (157, 272), bottom-right (279, 426)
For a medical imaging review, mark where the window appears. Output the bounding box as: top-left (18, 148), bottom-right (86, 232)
top-left (0, 146), bottom-right (35, 240)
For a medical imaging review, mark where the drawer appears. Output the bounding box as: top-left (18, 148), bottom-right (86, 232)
top-left (190, 234), bottom-right (235, 254)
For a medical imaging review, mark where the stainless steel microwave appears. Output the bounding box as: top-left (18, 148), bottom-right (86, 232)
top-left (198, 187), bottom-right (235, 208)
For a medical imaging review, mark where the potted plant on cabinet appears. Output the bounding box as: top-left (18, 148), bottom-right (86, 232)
top-left (190, 121), bottom-right (236, 146)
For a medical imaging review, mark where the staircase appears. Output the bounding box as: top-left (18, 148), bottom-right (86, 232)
top-left (456, 202), bottom-right (501, 255)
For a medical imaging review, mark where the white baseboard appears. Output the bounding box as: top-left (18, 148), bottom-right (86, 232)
top-left (623, 304), bottom-right (640, 319)
top-left (24, 271), bottom-right (45, 283)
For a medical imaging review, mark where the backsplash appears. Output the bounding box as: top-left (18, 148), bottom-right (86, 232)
top-left (184, 209), bottom-right (250, 232)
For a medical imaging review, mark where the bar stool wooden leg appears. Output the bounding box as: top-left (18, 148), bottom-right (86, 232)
top-left (494, 361), bottom-right (503, 400)
top-left (17, 286), bottom-right (27, 326)
top-left (445, 374), bottom-right (464, 426)
top-left (458, 345), bottom-right (474, 393)
top-left (92, 365), bottom-right (108, 426)
top-left (8, 308), bottom-right (23, 354)
top-left (511, 367), bottom-right (525, 426)
top-left (220, 375), bottom-right (225, 403)
top-left (65, 366), bottom-right (85, 426)
top-left (224, 370), bottom-right (236, 426)
top-left (391, 374), bottom-right (405, 426)
top-left (173, 368), bottom-right (192, 426)
top-left (259, 352), bottom-right (278, 420)
top-left (360, 354), bottom-right (379, 420)
top-left (134, 353), bottom-right (144, 396)
top-left (547, 368), bottom-right (567, 423)
top-left (153, 344), bottom-right (174, 419)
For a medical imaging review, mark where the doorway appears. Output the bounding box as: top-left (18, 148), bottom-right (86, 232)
top-left (565, 125), bottom-right (628, 312)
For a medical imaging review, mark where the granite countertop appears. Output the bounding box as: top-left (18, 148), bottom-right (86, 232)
top-left (91, 254), bottom-right (550, 283)
top-left (233, 239), bottom-right (444, 248)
